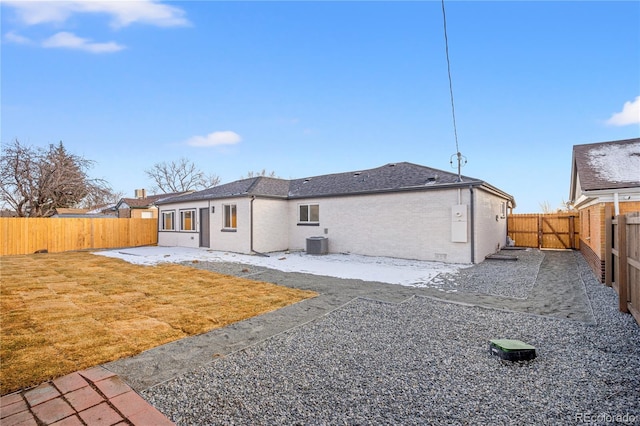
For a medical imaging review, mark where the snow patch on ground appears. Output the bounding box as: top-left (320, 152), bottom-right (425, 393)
top-left (94, 246), bottom-right (469, 288)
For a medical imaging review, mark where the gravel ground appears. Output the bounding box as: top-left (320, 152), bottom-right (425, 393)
top-left (429, 248), bottom-right (544, 298)
top-left (144, 252), bottom-right (640, 425)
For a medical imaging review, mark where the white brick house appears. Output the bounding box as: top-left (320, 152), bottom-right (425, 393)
top-left (156, 162), bottom-right (515, 264)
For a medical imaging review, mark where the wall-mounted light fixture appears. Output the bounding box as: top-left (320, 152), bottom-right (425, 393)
top-left (211, 206), bottom-right (215, 214)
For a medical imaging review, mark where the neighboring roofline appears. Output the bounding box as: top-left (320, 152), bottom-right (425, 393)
top-left (570, 138), bottom-right (640, 201)
top-left (570, 187), bottom-right (640, 209)
top-left (569, 150), bottom-right (579, 203)
top-left (117, 190), bottom-right (194, 209)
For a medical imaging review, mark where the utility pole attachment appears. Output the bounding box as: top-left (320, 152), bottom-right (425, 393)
top-left (450, 151), bottom-right (467, 182)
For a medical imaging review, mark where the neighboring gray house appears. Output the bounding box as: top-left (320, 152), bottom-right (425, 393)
top-left (114, 190), bottom-right (192, 219)
top-left (156, 162), bottom-right (515, 264)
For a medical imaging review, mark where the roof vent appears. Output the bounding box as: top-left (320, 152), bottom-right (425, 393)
top-left (388, 163), bottom-right (396, 167)
top-left (303, 178), bottom-right (311, 184)
top-left (354, 172), bottom-right (362, 177)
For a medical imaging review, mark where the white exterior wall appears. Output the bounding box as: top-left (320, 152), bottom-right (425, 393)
top-left (287, 189), bottom-right (474, 264)
top-left (158, 198), bottom-right (253, 254)
top-left (472, 187), bottom-right (509, 261)
top-left (209, 198), bottom-right (252, 253)
top-left (157, 187), bottom-right (510, 264)
top-left (252, 198), bottom-right (289, 253)
top-left (157, 201), bottom-right (207, 248)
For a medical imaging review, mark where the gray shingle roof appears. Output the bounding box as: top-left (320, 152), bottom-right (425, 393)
top-left (288, 162), bottom-right (479, 198)
top-left (157, 162), bottom-right (507, 204)
top-left (573, 138), bottom-right (640, 191)
top-left (157, 178), bottom-right (289, 204)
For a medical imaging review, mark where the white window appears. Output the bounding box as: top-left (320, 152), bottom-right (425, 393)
top-left (223, 204), bottom-right (237, 229)
top-left (180, 209), bottom-right (196, 231)
top-left (141, 211), bottom-right (153, 219)
top-left (299, 204), bottom-right (319, 223)
top-left (500, 202), bottom-right (507, 219)
top-left (161, 211), bottom-right (175, 231)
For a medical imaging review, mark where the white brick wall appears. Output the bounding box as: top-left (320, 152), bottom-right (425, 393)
top-left (252, 198), bottom-right (289, 253)
top-left (473, 188), bottom-right (508, 261)
top-left (287, 189), bottom-right (474, 263)
top-left (157, 187), bottom-right (510, 264)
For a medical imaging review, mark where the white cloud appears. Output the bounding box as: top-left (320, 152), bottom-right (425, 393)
top-left (606, 96), bottom-right (640, 126)
top-left (4, 31), bottom-right (33, 45)
top-left (3, 0), bottom-right (189, 28)
top-left (42, 31), bottom-right (125, 53)
top-left (185, 131), bottom-right (242, 147)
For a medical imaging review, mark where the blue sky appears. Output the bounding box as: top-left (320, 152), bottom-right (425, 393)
top-left (2, 1), bottom-right (639, 213)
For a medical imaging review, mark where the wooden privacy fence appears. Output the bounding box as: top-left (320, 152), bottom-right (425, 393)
top-left (605, 210), bottom-right (640, 325)
top-left (508, 213), bottom-right (580, 249)
top-left (0, 218), bottom-right (158, 256)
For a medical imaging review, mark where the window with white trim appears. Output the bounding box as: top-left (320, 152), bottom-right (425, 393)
top-left (299, 204), bottom-right (319, 223)
top-left (180, 209), bottom-right (196, 231)
top-left (223, 204), bottom-right (237, 229)
top-left (161, 211), bottom-right (175, 231)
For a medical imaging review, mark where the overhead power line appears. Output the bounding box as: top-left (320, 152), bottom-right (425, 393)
top-left (441, 0), bottom-right (466, 181)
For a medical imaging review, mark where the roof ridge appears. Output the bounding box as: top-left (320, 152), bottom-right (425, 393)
top-left (245, 177), bottom-right (263, 193)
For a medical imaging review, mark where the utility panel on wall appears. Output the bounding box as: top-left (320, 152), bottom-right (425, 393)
top-left (451, 204), bottom-right (468, 243)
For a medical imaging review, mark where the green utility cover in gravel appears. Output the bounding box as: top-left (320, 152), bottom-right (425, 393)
top-left (489, 339), bottom-right (537, 361)
top-left (490, 339), bottom-right (535, 351)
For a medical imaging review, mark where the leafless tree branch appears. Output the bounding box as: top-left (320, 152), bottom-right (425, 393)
top-left (0, 140), bottom-right (116, 216)
top-left (144, 158), bottom-right (220, 193)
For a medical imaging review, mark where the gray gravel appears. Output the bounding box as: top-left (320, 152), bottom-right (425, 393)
top-left (430, 248), bottom-right (544, 298)
top-left (143, 252), bottom-right (640, 425)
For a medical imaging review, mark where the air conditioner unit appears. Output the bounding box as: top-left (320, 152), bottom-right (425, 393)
top-left (306, 237), bottom-right (328, 255)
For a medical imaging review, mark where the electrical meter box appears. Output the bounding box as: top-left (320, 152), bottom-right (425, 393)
top-left (451, 204), bottom-right (468, 243)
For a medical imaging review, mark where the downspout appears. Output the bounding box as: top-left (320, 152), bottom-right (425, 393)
top-left (469, 185), bottom-right (475, 264)
top-left (250, 196), bottom-right (255, 253)
top-left (250, 196), bottom-right (268, 257)
top-left (614, 192), bottom-right (620, 216)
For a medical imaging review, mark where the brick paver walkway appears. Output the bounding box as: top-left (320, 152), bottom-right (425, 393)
top-left (0, 366), bottom-right (174, 425)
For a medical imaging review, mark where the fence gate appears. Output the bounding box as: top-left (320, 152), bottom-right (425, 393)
top-left (508, 213), bottom-right (579, 249)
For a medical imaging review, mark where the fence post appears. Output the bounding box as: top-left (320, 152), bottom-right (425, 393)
top-left (618, 214), bottom-right (629, 313)
top-left (537, 214), bottom-right (542, 249)
top-left (569, 215), bottom-right (576, 249)
top-left (605, 205), bottom-right (613, 287)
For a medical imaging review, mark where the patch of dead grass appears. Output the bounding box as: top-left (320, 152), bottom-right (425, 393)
top-left (0, 251), bottom-right (316, 395)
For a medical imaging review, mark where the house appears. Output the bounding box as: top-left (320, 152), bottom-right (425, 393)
top-left (115, 189), bottom-right (191, 219)
top-left (156, 162), bottom-right (515, 264)
top-left (569, 137), bottom-right (640, 281)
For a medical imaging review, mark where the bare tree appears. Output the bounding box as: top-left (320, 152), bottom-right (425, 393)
top-left (539, 199), bottom-right (573, 213)
top-left (242, 169), bottom-right (279, 179)
top-left (80, 189), bottom-right (124, 211)
top-left (0, 140), bottom-right (113, 217)
top-left (145, 158), bottom-right (220, 193)
top-left (539, 201), bottom-right (552, 214)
